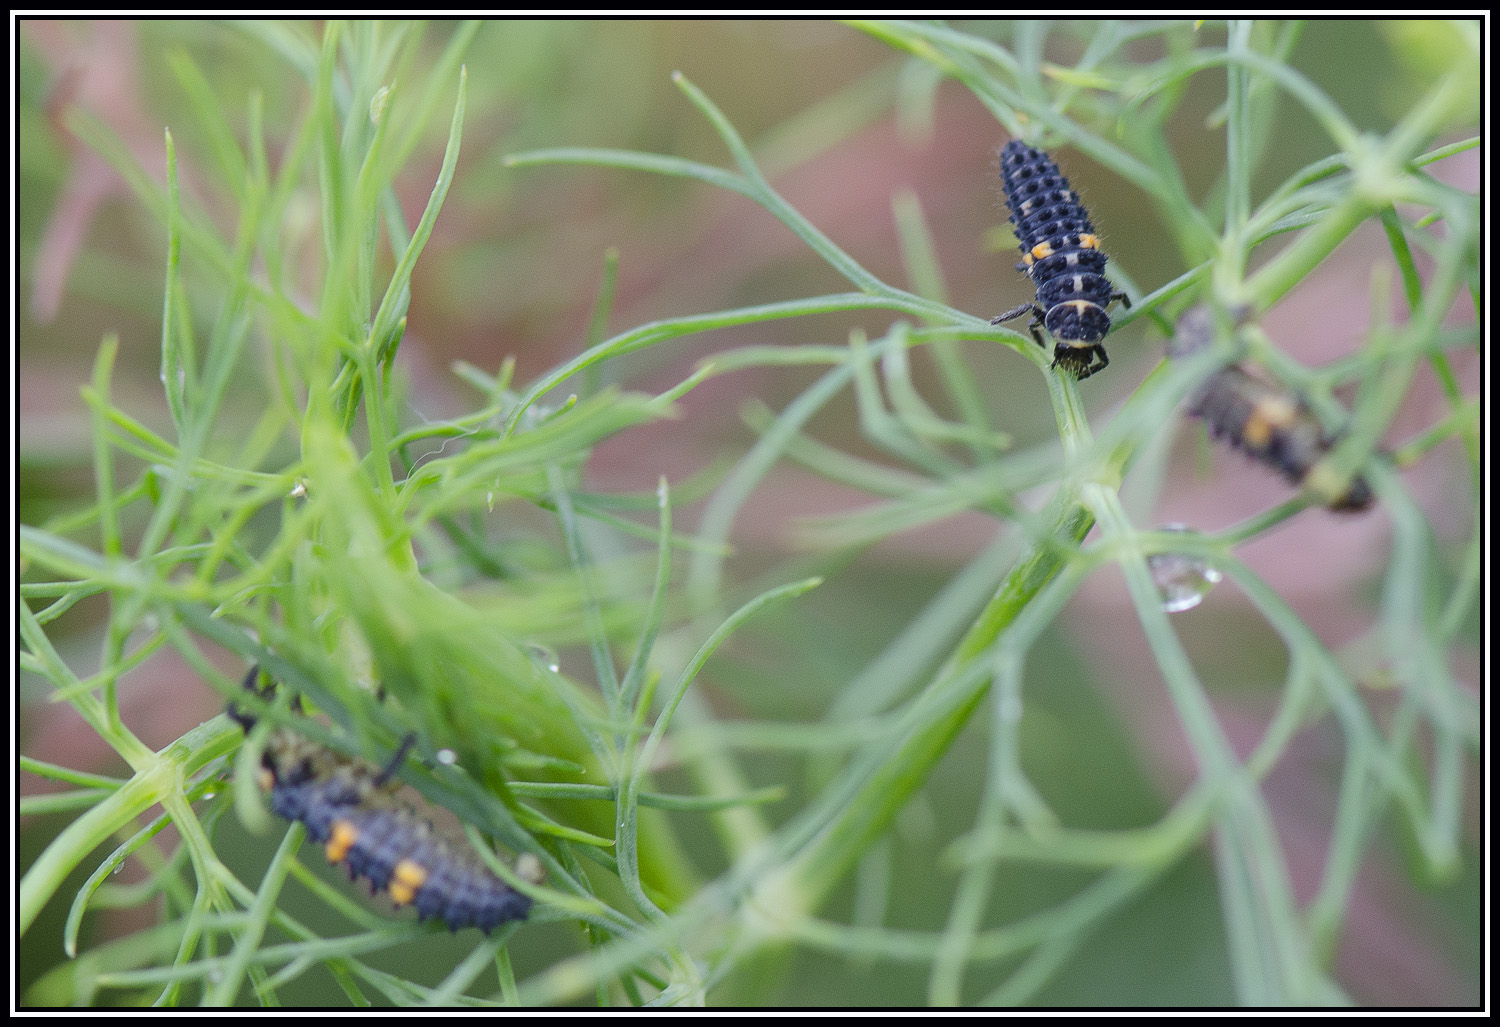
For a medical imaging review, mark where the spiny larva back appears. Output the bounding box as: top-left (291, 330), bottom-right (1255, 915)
top-left (1187, 363), bottom-right (1374, 512)
top-left (991, 141), bottom-right (1128, 380)
top-left (228, 668), bottom-right (536, 933)
top-left (1169, 305), bottom-right (1374, 512)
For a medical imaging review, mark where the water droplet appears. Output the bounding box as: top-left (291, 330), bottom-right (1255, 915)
top-left (523, 642), bottom-right (560, 673)
top-left (515, 852), bottom-right (546, 885)
top-left (1147, 524), bottom-right (1222, 613)
top-left (436, 748), bottom-right (457, 765)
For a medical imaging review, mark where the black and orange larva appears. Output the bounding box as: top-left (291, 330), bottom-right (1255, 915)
top-left (227, 668), bottom-right (534, 933)
top-left (1170, 305), bottom-right (1374, 512)
top-left (991, 140), bottom-right (1129, 380)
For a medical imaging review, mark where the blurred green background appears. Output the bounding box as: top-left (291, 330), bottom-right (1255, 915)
top-left (18, 20), bottom-right (1479, 1006)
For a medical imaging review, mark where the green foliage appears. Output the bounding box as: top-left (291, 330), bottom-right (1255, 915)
top-left (19, 19), bottom-right (1479, 1007)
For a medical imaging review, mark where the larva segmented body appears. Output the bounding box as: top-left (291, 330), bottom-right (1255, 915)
top-left (991, 141), bottom-right (1129, 380)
